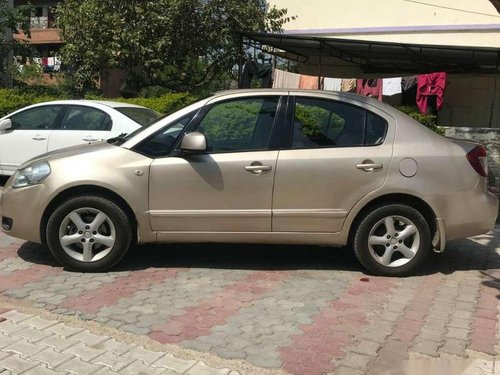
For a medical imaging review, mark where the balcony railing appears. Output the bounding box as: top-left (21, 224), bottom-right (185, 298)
top-left (30, 16), bottom-right (50, 29)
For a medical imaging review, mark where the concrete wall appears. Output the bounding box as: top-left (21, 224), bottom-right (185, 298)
top-left (268, 0), bottom-right (500, 47)
top-left (438, 75), bottom-right (500, 128)
top-left (441, 127), bottom-right (500, 188)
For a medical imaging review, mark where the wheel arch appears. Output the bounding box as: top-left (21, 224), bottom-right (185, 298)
top-left (347, 193), bottom-right (438, 246)
top-left (40, 185), bottom-right (138, 246)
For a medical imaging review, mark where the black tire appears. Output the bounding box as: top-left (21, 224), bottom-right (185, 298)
top-left (353, 204), bottom-right (431, 277)
top-left (46, 195), bottom-right (133, 272)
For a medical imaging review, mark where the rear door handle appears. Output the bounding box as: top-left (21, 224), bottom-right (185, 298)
top-left (83, 137), bottom-right (99, 142)
top-left (356, 163), bottom-right (383, 172)
top-left (32, 135), bottom-right (47, 141)
top-left (244, 165), bottom-right (272, 173)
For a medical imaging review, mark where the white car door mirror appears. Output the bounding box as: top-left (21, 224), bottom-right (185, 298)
top-left (0, 119), bottom-right (12, 131)
top-left (180, 132), bottom-right (207, 154)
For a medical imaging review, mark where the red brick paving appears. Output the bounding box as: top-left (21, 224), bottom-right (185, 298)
top-left (279, 276), bottom-right (398, 375)
top-left (0, 264), bottom-right (61, 292)
top-left (149, 271), bottom-right (288, 344)
top-left (470, 283), bottom-right (498, 355)
top-left (61, 267), bottom-right (183, 313)
top-left (371, 274), bottom-right (442, 371)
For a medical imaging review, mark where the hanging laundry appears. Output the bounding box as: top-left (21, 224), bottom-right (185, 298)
top-left (401, 76), bottom-right (418, 106)
top-left (323, 78), bottom-right (342, 92)
top-left (382, 77), bottom-right (402, 96)
top-left (299, 75), bottom-right (319, 90)
top-left (272, 69), bottom-right (301, 89)
top-left (42, 57), bottom-right (48, 66)
top-left (47, 57), bottom-right (55, 67)
top-left (341, 78), bottom-right (356, 92)
top-left (356, 79), bottom-right (383, 101)
top-left (416, 73), bottom-right (447, 114)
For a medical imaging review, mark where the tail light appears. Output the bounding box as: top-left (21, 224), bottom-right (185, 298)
top-left (466, 145), bottom-right (488, 177)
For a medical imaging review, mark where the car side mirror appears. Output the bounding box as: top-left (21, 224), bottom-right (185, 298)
top-left (0, 119), bottom-right (12, 131)
top-left (180, 132), bottom-right (207, 154)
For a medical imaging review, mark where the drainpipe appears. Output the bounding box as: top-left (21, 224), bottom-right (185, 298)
top-left (489, 76), bottom-right (498, 128)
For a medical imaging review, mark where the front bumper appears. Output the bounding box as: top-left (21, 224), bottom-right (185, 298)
top-left (0, 183), bottom-right (55, 244)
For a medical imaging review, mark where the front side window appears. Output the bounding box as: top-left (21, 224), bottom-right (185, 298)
top-left (292, 97), bottom-right (387, 148)
top-left (194, 97), bottom-right (279, 153)
top-left (60, 106), bottom-right (112, 131)
top-left (10, 105), bottom-right (63, 130)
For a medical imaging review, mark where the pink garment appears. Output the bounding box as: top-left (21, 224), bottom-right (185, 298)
top-left (356, 79), bottom-right (383, 101)
top-left (416, 72), bottom-right (447, 114)
top-left (299, 75), bottom-right (319, 89)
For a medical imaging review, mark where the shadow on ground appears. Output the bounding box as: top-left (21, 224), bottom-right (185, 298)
top-left (16, 225), bottom-right (500, 277)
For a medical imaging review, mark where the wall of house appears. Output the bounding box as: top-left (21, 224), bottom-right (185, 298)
top-left (268, 0), bottom-right (500, 47)
top-left (438, 75), bottom-right (500, 128)
top-left (441, 127), bottom-right (500, 188)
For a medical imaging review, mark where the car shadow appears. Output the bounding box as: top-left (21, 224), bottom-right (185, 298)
top-left (15, 226), bottom-right (500, 276)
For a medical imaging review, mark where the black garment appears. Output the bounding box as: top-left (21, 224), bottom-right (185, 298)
top-left (240, 59), bottom-right (272, 89)
top-left (401, 76), bottom-right (417, 106)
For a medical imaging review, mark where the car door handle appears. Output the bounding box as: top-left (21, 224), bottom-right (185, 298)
top-left (356, 163), bottom-right (383, 172)
top-left (83, 137), bottom-right (99, 142)
top-left (32, 135), bottom-right (47, 141)
top-left (244, 165), bottom-right (272, 173)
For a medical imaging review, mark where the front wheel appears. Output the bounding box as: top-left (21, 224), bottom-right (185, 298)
top-left (46, 196), bottom-right (133, 272)
top-left (353, 204), bottom-right (431, 276)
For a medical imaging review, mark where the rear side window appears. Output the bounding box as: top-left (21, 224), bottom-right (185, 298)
top-left (60, 106), bottom-right (112, 131)
top-left (292, 97), bottom-right (387, 148)
top-left (116, 107), bottom-right (162, 126)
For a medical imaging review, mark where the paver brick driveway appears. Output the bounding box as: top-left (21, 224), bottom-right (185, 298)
top-left (0, 226), bottom-right (499, 375)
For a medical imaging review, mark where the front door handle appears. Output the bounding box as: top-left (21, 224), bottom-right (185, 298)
top-left (244, 165), bottom-right (272, 173)
top-left (32, 135), bottom-right (47, 141)
top-left (356, 163), bottom-right (383, 172)
top-left (83, 137), bottom-right (99, 142)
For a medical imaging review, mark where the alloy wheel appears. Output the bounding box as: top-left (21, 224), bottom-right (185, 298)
top-left (367, 215), bottom-right (420, 268)
top-left (58, 207), bottom-right (116, 262)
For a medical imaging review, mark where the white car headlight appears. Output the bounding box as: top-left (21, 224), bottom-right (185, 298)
top-left (12, 162), bottom-right (51, 188)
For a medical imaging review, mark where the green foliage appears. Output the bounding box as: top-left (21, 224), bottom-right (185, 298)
top-left (200, 100), bottom-right (262, 142)
top-left (56, 0), bottom-right (293, 96)
top-left (0, 88), bottom-right (66, 117)
top-left (112, 93), bottom-right (198, 115)
top-left (295, 104), bottom-right (345, 138)
top-left (396, 105), bottom-right (445, 135)
top-left (0, 2), bottom-right (33, 85)
top-left (0, 89), bottom-right (195, 118)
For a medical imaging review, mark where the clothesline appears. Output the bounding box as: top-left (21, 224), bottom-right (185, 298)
top-left (271, 68), bottom-right (447, 115)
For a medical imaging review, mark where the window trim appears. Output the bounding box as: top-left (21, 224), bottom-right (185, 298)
top-left (172, 95), bottom-right (285, 156)
top-left (286, 96), bottom-right (389, 150)
top-left (131, 110), bottom-right (201, 159)
top-left (56, 105), bottom-right (113, 132)
top-left (8, 104), bottom-right (66, 131)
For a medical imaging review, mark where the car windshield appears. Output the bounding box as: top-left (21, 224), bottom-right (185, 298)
top-left (115, 107), bottom-right (162, 126)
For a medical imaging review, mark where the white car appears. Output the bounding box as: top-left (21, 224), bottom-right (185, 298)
top-left (0, 100), bottom-right (161, 176)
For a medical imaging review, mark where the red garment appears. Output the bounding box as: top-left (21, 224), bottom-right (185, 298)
top-left (356, 79), bottom-right (382, 101)
top-left (416, 73), bottom-right (447, 114)
top-left (42, 57), bottom-right (48, 66)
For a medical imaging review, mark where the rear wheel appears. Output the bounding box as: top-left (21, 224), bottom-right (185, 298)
top-left (46, 196), bottom-right (133, 272)
top-left (353, 204), bottom-right (431, 276)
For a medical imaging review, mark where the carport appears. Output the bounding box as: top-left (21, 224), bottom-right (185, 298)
top-left (239, 32), bottom-right (500, 80)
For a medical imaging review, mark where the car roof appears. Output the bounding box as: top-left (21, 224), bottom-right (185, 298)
top-left (211, 88), bottom-right (400, 116)
top-left (24, 100), bottom-right (147, 109)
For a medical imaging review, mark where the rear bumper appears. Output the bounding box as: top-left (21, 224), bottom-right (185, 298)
top-left (426, 180), bottom-right (499, 242)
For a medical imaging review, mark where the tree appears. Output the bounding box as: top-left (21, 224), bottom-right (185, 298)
top-left (56, 0), bottom-right (293, 97)
top-left (0, 0), bottom-right (33, 87)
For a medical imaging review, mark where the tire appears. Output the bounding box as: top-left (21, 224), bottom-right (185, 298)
top-left (353, 204), bottom-right (431, 277)
top-left (46, 195), bottom-right (133, 272)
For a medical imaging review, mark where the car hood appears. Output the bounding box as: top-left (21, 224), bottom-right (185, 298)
top-left (19, 141), bottom-right (115, 170)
